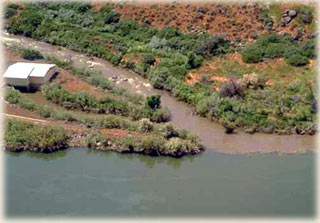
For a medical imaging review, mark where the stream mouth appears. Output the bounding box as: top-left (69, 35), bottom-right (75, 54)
top-left (2, 34), bottom-right (316, 154)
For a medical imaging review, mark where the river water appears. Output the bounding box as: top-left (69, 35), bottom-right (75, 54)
top-left (3, 34), bottom-right (316, 218)
top-left (5, 148), bottom-right (314, 218)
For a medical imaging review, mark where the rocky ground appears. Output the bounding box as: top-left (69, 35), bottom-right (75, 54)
top-left (93, 1), bottom-right (317, 44)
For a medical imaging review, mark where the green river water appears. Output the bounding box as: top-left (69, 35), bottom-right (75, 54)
top-left (5, 148), bottom-right (315, 218)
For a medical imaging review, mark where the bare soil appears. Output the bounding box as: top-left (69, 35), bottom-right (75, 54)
top-left (93, 2), bottom-right (316, 42)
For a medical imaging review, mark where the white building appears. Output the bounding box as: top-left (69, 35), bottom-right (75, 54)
top-left (3, 62), bottom-right (56, 89)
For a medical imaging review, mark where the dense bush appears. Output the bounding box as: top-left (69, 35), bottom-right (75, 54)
top-left (241, 44), bottom-right (264, 63)
top-left (146, 95), bottom-right (161, 109)
top-left (196, 36), bottom-right (230, 57)
top-left (4, 7), bottom-right (17, 19)
top-left (101, 6), bottom-right (120, 24)
top-left (285, 54), bottom-right (309, 66)
top-left (149, 67), bottom-right (170, 89)
top-left (5, 87), bottom-right (21, 104)
top-left (220, 78), bottom-right (244, 98)
top-left (5, 119), bottom-right (69, 152)
top-left (241, 34), bottom-right (315, 66)
top-left (21, 49), bottom-right (44, 60)
top-left (142, 54), bottom-right (156, 65)
top-left (297, 6), bottom-right (313, 25)
top-left (300, 39), bottom-right (316, 59)
top-left (150, 107), bottom-right (171, 123)
top-left (87, 131), bottom-right (203, 157)
top-left (186, 52), bottom-right (203, 69)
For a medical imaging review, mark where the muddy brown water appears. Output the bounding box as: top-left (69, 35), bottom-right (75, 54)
top-left (2, 34), bottom-right (316, 154)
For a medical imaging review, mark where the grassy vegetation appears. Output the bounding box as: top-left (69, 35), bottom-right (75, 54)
top-left (5, 87), bottom-right (190, 136)
top-left (41, 82), bottom-right (171, 122)
top-left (241, 34), bottom-right (315, 66)
top-left (4, 2), bottom-right (316, 135)
top-left (5, 87), bottom-right (203, 157)
top-left (5, 119), bottom-right (69, 153)
top-left (86, 130), bottom-right (202, 158)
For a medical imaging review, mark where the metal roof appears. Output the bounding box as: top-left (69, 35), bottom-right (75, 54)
top-left (3, 62), bottom-right (56, 79)
top-left (29, 63), bottom-right (56, 77)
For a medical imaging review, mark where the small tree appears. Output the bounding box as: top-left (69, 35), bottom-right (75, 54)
top-left (220, 78), bottom-right (244, 98)
top-left (146, 95), bottom-right (161, 110)
top-left (142, 54), bottom-right (156, 66)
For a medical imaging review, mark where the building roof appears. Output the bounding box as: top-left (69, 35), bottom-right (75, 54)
top-left (3, 63), bottom-right (34, 79)
top-left (29, 63), bottom-right (56, 77)
top-left (3, 62), bottom-right (56, 79)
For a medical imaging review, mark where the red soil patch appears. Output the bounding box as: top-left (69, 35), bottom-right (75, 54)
top-left (123, 53), bottom-right (142, 64)
top-left (4, 103), bottom-right (41, 120)
top-left (309, 59), bottom-right (316, 69)
top-left (211, 76), bottom-right (229, 83)
top-left (95, 2), bottom-right (314, 42)
top-left (227, 53), bottom-right (245, 64)
top-left (100, 128), bottom-right (138, 139)
top-left (53, 69), bottom-right (104, 98)
top-left (186, 52), bottom-right (296, 89)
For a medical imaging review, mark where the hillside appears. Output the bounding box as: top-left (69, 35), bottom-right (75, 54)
top-left (94, 1), bottom-right (317, 43)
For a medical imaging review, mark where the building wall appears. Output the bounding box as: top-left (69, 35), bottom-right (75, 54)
top-left (29, 67), bottom-right (56, 84)
top-left (4, 77), bottom-right (29, 87)
top-left (5, 66), bottom-right (56, 90)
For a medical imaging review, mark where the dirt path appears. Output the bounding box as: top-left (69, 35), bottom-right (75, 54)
top-left (4, 113), bottom-right (48, 123)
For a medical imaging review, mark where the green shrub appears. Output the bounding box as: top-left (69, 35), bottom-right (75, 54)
top-left (149, 67), bottom-right (170, 89)
top-left (264, 43), bottom-right (286, 59)
top-left (5, 119), bottom-right (69, 152)
top-left (150, 107), bottom-right (171, 123)
top-left (4, 7), bottom-right (17, 19)
top-left (241, 34), bottom-right (315, 66)
top-left (300, 39), bottom-right (316, 59)
top-left (5, 87), bottom-right (21, 104)
top-left (7, 4), bottom-right (20, 10)
top-left (146, 95), bottom-right (161, 109)
top-left (45, 56), bottom-right (71, 68)
top-left (186, 52), bottom-right (203, 69)
top-left (220, 78), bottom-right (244, 98)
top-left (161, 123), bottom-right (179, 139)
top-left (297, 7), bottom-right (313, 25)
top-left (241, 44), bottom-right (263, 63)
top-left (21, 49), bottom-right (44, 60)
top-left (285, 54), bottom-right (309, 66)
top-left (169, 65), bottom-right (188, 79)
top-left (137, 118), bottom-right (153, 133)
top-left (196, 36), bottom-right (230, 57)
top-left (142, 54), bottom-right (156, 65)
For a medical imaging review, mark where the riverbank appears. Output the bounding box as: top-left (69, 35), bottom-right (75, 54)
top-left (3, 35), bottom-right (316, 154)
